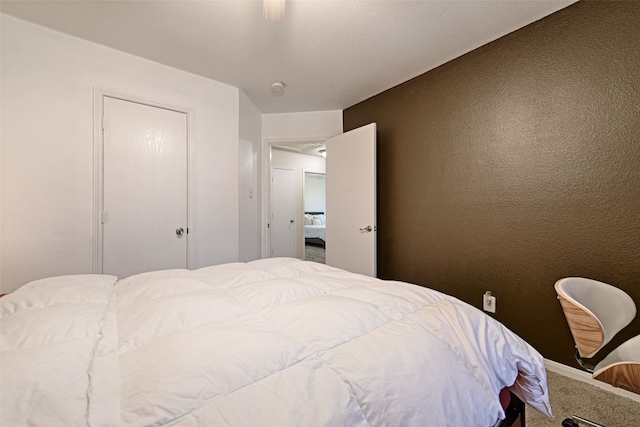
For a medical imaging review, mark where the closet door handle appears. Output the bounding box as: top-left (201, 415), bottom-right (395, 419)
top-left (176, 227), bottom-right (185, 237)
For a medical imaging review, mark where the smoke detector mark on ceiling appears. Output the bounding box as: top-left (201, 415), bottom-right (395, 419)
top-left (271, 81), bottom-right (285, 96)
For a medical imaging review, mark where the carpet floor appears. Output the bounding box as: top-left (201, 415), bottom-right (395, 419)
top-left (526, 370), bottom-right (640, 426)
top-left (304, 244), bottom-right (325, 263)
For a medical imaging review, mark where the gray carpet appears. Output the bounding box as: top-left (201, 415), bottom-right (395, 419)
top-left (526, 370), bottom-right (640, 426)
top-left (304, 244), bottom-right (325, 263)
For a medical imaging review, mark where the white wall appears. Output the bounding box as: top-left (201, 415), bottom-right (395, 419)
top-left (261, 111), bottom-right (342, 257)
top-left (1, 15), bottom-right (241, 293)
top-left (271, 150), bottom-right (325, 259)
top-left (262, 111), bottom-right (343, 142)
top-left (239, 91), bottom-right (262, 262)
top-left (304, 173), bottom-right (326, 213)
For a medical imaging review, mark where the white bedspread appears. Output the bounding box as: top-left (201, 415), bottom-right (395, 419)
top-left (305, 224), bottom-right (326, 240)
top-left (0, 258), bottom-right (552, 426)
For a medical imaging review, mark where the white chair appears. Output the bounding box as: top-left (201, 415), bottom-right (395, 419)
top-left (555, 277), bottom-right (640, 427)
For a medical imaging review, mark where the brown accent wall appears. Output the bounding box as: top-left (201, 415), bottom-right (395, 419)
top-left (343, 0), bottom-right (640, 367)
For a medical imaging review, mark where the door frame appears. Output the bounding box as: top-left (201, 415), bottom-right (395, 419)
top-left (261, 137), bottom-right (329, 258)
top-left (92, 87), bottom-right (195, 273)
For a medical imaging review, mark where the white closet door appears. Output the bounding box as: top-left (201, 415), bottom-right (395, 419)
top-left (102, 96), bottom-right (188, 279)
top-left (271, 167), bottom-right (296, 257)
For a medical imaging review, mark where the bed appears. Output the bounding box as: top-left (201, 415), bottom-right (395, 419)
top-left (305, 211), bottom-right (326, 247)
top-left (0, 258), bottom-right (552, 426)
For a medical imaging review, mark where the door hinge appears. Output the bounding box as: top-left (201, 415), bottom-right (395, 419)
top-left (101, 211), bottom-right (108, 224)
top-left (101, 117), bottom-right (106, 130)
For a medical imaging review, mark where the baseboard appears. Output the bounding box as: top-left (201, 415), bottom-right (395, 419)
top-left (544, 359), bottom-right (640, 403)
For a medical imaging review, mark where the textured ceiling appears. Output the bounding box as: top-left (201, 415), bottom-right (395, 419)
top-left (0, 0), bottom-right (577, 113)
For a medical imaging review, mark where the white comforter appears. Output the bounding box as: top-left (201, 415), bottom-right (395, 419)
top-left (1, 258), bottom-right (552, 427)
top-left (305, 224), bottom-right (326, 240)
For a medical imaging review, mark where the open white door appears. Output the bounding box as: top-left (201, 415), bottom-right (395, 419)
top-left (325, 123), bottom-right (376, 276)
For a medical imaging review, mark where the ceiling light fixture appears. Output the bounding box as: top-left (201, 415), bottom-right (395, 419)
top-left (319, 149), bottom-right (326, 158)
top-left (264, 0), bottom-right (285, 21)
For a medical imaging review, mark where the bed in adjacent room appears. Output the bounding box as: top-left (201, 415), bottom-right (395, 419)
top-left (0, 258), bottom-right (552, 426)
top-left (304, 211), bottom-right (326, 247)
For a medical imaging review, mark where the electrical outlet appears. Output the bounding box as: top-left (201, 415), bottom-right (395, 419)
top-left (483, 291), bottom-right (496, 313)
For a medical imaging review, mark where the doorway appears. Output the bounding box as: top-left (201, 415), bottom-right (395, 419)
top-left (93, 91), bottom-right (194, 278)
top-left (265, 142), bottom-right (326, 260)
top-left (262, 124), bottom-right (376, 276)
top-left (304, 172), bottom-right (326, 263)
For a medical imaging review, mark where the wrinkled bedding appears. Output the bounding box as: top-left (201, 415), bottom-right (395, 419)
top-left (1, 258), bottom-right (552, 426)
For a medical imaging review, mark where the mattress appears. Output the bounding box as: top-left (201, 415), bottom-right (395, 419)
top-left (0, 258), bottom-right (552, 426)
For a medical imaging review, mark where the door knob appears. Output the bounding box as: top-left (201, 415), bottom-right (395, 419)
top-left (176, 227), bottom-right (185, 237)
top-left (359, 226), bottom-right (373, 232)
